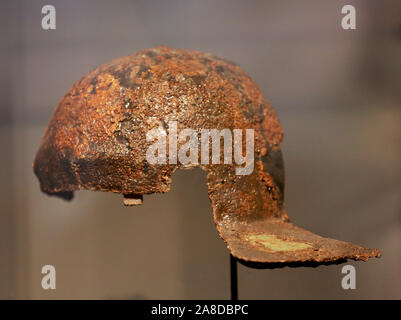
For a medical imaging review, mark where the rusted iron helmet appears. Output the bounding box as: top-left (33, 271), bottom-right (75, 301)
top-left (34, 47), bottom-right (380, 266)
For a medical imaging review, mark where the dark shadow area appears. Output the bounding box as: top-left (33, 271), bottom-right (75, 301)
top-left (236, 258), bottom-right (347, 270)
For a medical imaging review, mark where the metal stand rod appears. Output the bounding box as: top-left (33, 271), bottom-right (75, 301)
top-left (230, 254), bottom-right (238, 300)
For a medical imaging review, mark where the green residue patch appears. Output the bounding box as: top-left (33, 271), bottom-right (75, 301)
top-left (247, 234), bottom-right (312, 252)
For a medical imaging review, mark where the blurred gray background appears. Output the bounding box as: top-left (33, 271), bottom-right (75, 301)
top-left (1, 0), bottom-right (400, 299)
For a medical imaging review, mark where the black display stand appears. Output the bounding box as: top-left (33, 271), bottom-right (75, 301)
top-left (230, 255), bottom-right (238, 300)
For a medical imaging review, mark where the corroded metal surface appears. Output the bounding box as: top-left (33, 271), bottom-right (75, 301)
top-left (33, 46), bottom-right (381, 265)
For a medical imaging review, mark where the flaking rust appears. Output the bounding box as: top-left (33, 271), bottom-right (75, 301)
top-left (33, 46), bottom-right (381, 266)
